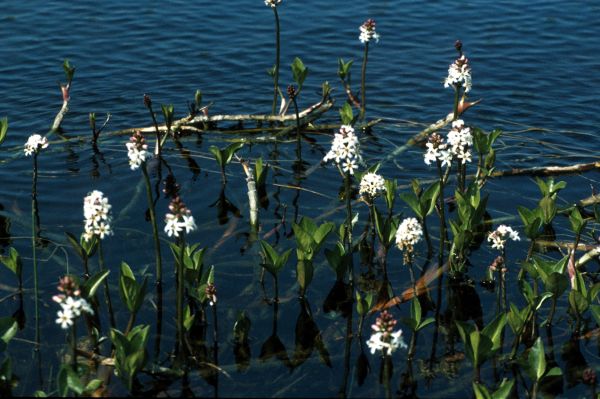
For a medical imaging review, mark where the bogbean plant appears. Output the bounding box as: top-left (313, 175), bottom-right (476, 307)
top-left (0, 12), bottom-right (599, 398)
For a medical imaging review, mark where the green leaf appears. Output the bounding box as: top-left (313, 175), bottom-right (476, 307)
top-left (491, 379), bottom-right (514, 399)
top-left (65, 232), bottom-right (85, 260)
top-left (209, 145), bottom-right (223, 166)
top-left (569, 207), bottom-right (586, 234)
top-left (481, 313), bottom-right (507, 352)
top-left (528, 337), bottom-right (546, 381)
top-left (0, 247), bottom-right (21, 276)
top-left (224, 142), bottom-right (244, 164)
top-left (63, 59), bottom-right (75, 82)
top-left (81, 269), bottom-right (110, 298)
top-left (291, 57), bottom-right (308, 90)
top-left (545, 367), bottom-right (562, 378)
top-left (0, 317), bottom-right (18, 345)
top-left (161, 104), bottom-right (174, 129)
top-left (421, 182), bottom-right (441, 216)
top-left (296, 259), bottom-right (313, 292)
top-left (0, 117), bottom-right (8, 146)
top-left (411, 297), bottom-right (422, 326)
top-left (545, 272), bottom-right (568, 298)
top-left (473, 382), bottom-right (492, 399)
top-left (399, 192), bottom-right (422, 219)
top-left (339, 103), bottom-right (354, 125)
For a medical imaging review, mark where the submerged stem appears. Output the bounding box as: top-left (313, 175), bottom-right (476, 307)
top-left (360, 43), bottom-right (369, 121)
top-left (31, 153), bottom-right (40, 348)
top-left (271, 8), bottom-right (281, 116)
top-left (98, 241), bottom-right (116, 329)
top-left (142, 165), bottom-right (162, 284)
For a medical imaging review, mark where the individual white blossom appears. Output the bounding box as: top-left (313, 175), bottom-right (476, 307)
top-left (444, 54), bottom-right (472, 93)
top-left (359, 19), bottom-right (380, 44)
top-left (395, 217), bottom-right (423, 252)
top-left (56, 309), bottom-right (74, 329)
top-left (126, 131), bottom-right (148, 170)
top-left (424, 133), bottom-right (452, 168)
top-left (447, 119), bottom-right (473, 164)
top-left (488, 225), bottom-right (520, 251)
top-left (264, 0), bottom-right (281, 7)
top-left (359, 172), bottom-right (386, 200)
top-left (323, 125), bottom-right (363, 175)
top-left (366, 311), bottom-right (406, 356)
top-left (54, 294), bottom-right (93, 330)
top-left (24, 134), bottom-right (49, 156)
top-left (83, 190), bottom-right (113, 242)
top-left (164, 197), bottom-right (196, 238)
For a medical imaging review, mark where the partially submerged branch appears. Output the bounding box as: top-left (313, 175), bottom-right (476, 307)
top-left (491, 161), bottom-right (600, 178)
top-left (50, 60), bottom-right (75, 134)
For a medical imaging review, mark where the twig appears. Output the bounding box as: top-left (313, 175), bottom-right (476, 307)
top-left (491, 161), bottom-right (600, 178)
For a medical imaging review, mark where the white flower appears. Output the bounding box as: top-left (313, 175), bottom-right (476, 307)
top-left (83, 190), bottom-right (113, 242)
top-left (444, 54), bottom-right (472, 93)
top-left (264, 0), bottom-right (281, 7)
top-left (56, 309), bottom-right (74, 329)
top-left (395, 217), bottom-right (423, 252)
top-left (359, 172), bottom-right (386, 199)
top-left (424, 133), bottom-right (453, 167)
top-left (164, 214), bottom-right (182, 237)
top-left (179, 214), bottom-right (197, 234)
top-left (447, 119), bottom-right (473, 165)
top-left (164, 197), bottom-right (196, 238)
top-left (24, 134), bottom-right (49, 156)
top-left (359, 19), bottom-right (380, 44)
top-left (488, 225), bottom-right (520, 251)
top-left (126, 131), bottom-right (148, 171)
top-left (366, 311), bottom-right (406, 355)
top-left (323, 125), bottom-right (363, 175)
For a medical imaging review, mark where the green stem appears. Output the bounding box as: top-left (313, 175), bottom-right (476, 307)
top-left (176, 235), bottom-right (186, 356)
top-left (360, 43), bottom-right (369, 121)
top-left (98, 241), bottom-right (116, 329)
top-left (271, 8), bottom-right (281, 116)
top-left (383, 354), bottom-right (391, 399)
top-left (344, 174), bottom-right (354, 282)
top-left (142, 165), bottom-right (162, 284)
top-left (31, 153), bottom-right (40, 348)
top-left (292, 95), bottom-right (302, 162)
top-left (436, 162), bottom-right (446, 272)
top-left (71, 320), bottom-right (77, 370)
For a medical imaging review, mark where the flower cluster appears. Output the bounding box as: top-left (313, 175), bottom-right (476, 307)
top-left (447, 119), bottom-right (473, 164)
top-left (359, 172), bottom-right (386, 200)
top-left (264, 0), bottom-right (281, 7)
top-left (487, 225), bottom-right (520, 250)
top-left (424, 132), bottom-right (452, 167)
top-left (126, 131), bottom-right (148, 170)
top-left (359, 19), bottom-right (380, 44)
top-left (205, 283), bottom-right (217, 307)
top-left (366, 310), bottom-right (406, 355)
top-left (444, 54), bottom-right (472, 93)
top-left (53, 276), bottom-right (93, 329)
top-left (395, 217), bottom-right (423, 254)
top-left (24, 134), bottom-right (49, 156)
top-left (164, 196), bottom-right (197, 238)
top-left (323, 125), bottom-right (362, 175)
top-left (83, 190), bottom-right (113, 241)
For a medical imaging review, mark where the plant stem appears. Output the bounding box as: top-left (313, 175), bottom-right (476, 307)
top-left (142, 164), bottom-right (162, 285)
top-left (98, 241), bottom-right (116, 329)
top-left (212, 302), bottom-right (219, 398)
top-left (271, 8), bottom-right (281, 116)
top-left (436, 161), bottom-right (447, 272)
top-left (383, 354), bottom-right (391, 399)
top-left (360, 43), bottom-right (369, 121)
top-left (292, 95), bottom-right (301, 160)
top-left (31, 153), bottom-right (40, 348)
top-left (176, 235), bottom-right (186, 357)
top-left (71, 320), bottom-right (77, 370)
top-left (344, 173), bottom-right (354, 283)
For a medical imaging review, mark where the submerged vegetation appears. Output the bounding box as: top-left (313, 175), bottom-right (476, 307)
top-left (0, 2), bottom-right (600, 398)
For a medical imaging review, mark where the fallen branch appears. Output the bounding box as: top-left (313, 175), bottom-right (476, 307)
top-left (491, 161), bottom-right (600, 178)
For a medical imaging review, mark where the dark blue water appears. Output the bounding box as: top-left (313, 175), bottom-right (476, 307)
top-left (1, 0), bottom-right (600, 397)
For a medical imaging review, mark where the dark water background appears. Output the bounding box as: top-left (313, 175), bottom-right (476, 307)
top-left (1, 0), bottom-right (600, 397)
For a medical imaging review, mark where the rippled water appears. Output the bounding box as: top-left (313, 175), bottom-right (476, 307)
top-left (1, 0), bottom-right (599, 397)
